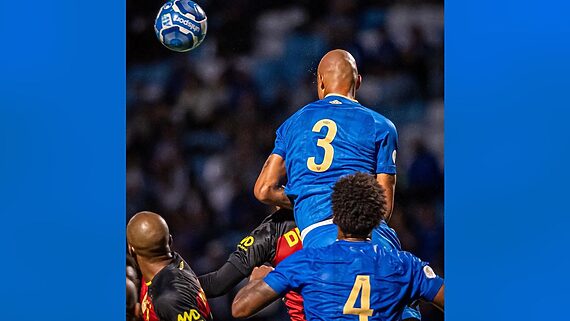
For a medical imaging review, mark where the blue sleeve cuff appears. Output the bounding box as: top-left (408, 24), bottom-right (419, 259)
top-left (263, 272), bottom-right (289, 295)
top-left (424, 277), bottom-right (444, 302)
top-left (271, 148), bottom-right (286, 159)
top-left (376, 164), bottom-right (397, 174)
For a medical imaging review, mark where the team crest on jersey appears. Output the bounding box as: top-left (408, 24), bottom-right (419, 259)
top-left (423, 265), bottom-right (436, 279)
top-left (329, 99), bottom-right (342, 105)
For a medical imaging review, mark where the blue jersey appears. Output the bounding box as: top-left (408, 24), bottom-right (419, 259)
top-left (272, 94), bottom-right (398, 236)
top-left (264, 240), bottom-right (443, 321)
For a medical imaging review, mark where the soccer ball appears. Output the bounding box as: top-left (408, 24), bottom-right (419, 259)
top-left (154, 0), bottom-right (207, 52)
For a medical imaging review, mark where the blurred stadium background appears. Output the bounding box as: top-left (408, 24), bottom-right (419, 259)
top-left (127, 0), bottom-right (443, 320)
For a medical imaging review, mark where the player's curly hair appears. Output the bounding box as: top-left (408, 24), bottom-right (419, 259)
top-left (332, 172), bottom-right (386, 238)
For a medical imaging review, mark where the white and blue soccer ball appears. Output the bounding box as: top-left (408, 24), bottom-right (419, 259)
top-left (154, 0), bottom-right (207, 52)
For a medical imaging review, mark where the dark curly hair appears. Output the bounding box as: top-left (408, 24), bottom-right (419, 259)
top-left (332, 172), bottom-right (386, 238)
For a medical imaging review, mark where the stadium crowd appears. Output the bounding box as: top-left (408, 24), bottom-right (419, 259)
top-left (127, 0), bottom-right (443, 320)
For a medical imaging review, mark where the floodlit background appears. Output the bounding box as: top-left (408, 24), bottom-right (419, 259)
top-left (127, 0), bottom-right (443, 320)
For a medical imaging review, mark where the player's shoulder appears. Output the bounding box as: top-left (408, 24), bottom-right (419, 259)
top-left (374, 246), bottom-right (423, 276)
top-left (262, 209), bottom-right (295, 230)
top-left (344, 100), bottom-right (397, 132)
top-left (249, 211), bottom-right (289, 242)
top-left (262, 208), bottom-right (294, 224)
top-left (361, 106), bottom-right (396, 133)
top-left (153, 253), bottom-right (201, 293)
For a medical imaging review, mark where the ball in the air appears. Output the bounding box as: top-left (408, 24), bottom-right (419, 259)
top-left (154, 0), bottom-right (207, 52)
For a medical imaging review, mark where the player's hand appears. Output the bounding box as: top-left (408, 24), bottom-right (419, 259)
top-left (250, 265), bottom-right (274, 281)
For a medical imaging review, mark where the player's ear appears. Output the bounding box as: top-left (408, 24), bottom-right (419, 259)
top-left (128, 244), bottom-right (135, 256)
top-left (355, 74), bottom-right (362, 91)
top-left (168, 234), bottom-right (173, 247)
top-left (320, 74), bottom-right (325, 91)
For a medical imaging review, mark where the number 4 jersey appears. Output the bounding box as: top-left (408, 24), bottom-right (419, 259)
top-left (263, 240), bottom-right (443, 321)
top-left (271, 94), bottom-right (398, 241)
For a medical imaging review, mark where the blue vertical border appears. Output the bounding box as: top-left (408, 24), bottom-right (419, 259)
top-left (1, 0), bottom-right (570, 320)
top-left (447, 0), bottom-right (570, 320)
top-left (0, 0), bottom-right (125, 319)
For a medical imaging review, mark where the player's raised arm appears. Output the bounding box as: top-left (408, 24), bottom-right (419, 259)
top-left (254, 154), bottom-right (292, 209)
top-left (199, 220), bottom-right (275, 298)
top-left (376, 174), bottom-right (396, 221)
top-left (374, 116), bottom-right (399, 222)
top-left (232, 266), bottom-right (280, 318)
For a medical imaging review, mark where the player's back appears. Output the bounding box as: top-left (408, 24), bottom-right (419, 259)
top-left (267, 241), bottom-right (440, 321)
top-left (148, 252), bottom-right (212, 321)
top-left (274, 95), bottom-right (397, 234)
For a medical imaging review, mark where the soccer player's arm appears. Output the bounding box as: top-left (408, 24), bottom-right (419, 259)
top-left (374, 117), bottom-right (399, 221)
top-left (199, 221), bottom-right (275, 298)
top-left (232, 251), bottom-right (304, 318)
top-left (404, 252), bottom-right (445, 311)
top-left (254, 122), bottom-right (292, 209)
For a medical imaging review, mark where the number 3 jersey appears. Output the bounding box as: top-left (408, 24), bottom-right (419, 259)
top-left (263, 240), bottom-right (443, 321)
top-left (271, 94), bottom-right (398, 237)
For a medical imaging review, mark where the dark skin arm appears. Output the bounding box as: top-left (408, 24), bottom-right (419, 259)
top-left (254, 154), bottom-right (292, 209)
top-left (376, 174), bottom-right (396, 222)
top-left (431, 284), bottom-right (444, 311)
top-left (232, 266), bottom-right (279, 318)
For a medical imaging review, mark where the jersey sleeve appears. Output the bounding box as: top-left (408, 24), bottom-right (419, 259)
top-left (153, 290), bottom-right (209, 321)
top-left (271, 120), bottom-right (289, 158)
top-left (263, 250), bottom-right (307, 295)
top-left (402, 252), bottom-right (444, 302)
top-left (227, 221), bottom-right (276, 276)
top-left (198, 261), bottom-right (247, 298)
top-left (374, 116), bottom-right (398, 174)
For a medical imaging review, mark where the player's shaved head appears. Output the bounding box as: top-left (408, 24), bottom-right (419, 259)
top-left (316, 49), bottom-right (361, 99)
top-left (127, 211), bottom-right (171, 259)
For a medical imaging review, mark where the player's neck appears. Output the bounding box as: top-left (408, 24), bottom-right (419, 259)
top-left (138, 255), bottom-right (173, 283)
top-left (337, 230), bottom-right (369, 242)
top-left (340, 237), bottom-right (369, 242)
